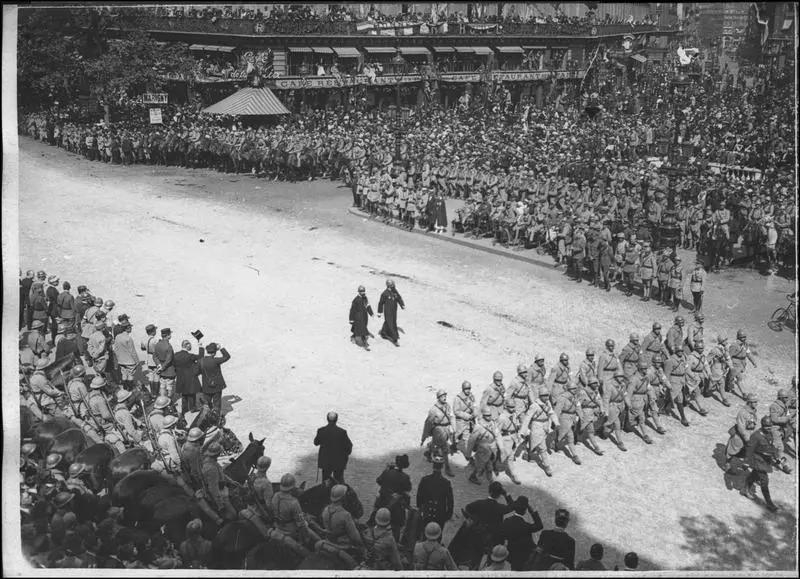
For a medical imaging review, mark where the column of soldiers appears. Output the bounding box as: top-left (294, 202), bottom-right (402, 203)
top-left (419, 317), bottom-right (796, 492)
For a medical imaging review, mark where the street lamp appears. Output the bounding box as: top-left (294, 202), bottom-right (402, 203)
top-left (391, 50), bottom-right (407, 163)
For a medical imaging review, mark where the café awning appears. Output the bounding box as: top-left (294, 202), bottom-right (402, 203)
top-left (432, 46), bottom-right (455, 52)
top-left (496, 46), bottom-right (524, 53)
top-left (203, 87), bottom-right (290, 116)
top-left (311, 47), bottom-right (334, 54)
top-left (399, 46), bottom-right (430, 55)
top-left (631, 53), bottom-right (647, 63)
top-left (454, 46), bottom-right (474, 53)
top-left (363, 46), bottom-right (398, 53)
top-left (287, 47), bottom-right (314, 52)
top-left (189, 44), bottom-right (235, 53)
top-left (523, 46), bottom-right (547, 50)
top-left (333, 47), bottom-right (361, 58)
top-left (472, 46), bottom-right (495, 55)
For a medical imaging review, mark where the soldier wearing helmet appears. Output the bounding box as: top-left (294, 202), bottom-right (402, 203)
top-left (181, 427), bottom-right (207, 489)
top-left (480, 371), bottom-right (506, 421)
top-left (665, 316), bottom-right (686, 356)
top-left (626, 358), bottom-right (666, 443)
top-left (554, 377), bottom-right (583, 465)
top-left (726, 329), bottom-right (757, 399)
top-left (65, 463), bottom-right (92, 496)
top-left (250, 455), bottom-right (274, 513)
top-left (597, 339), bottom-right (620, 389)
top-left (322, 484), bottom-right (365, 552)
top-left (201, 443), bottom-right (237, 522)
top-left (87, 375), bottom-right (126, 453)
top-left (453, 381), bottom-right (476, 459)
top-left (685, 340), bottom-right (711, 415)
top-left (466, 407), bottom-right (500, 485)
top-left (743, 415), bottom-right (780, 512)
top-left (640, 322), bottom-right (668, 366)
top-left (663, 346), bottom-right (691, 427)
top-left (689, 261), bottom-right (706, 313)
top-left (413, 521), bottom-right (457, 570)
top-left (113, 388), bottom-right (143, 444)
top-left (45, 452), bottom-right (67, 488)
top-left (706, 336), bottom-right (732, 406)
top-left (526, 353), bottom-right (547, 398)
top-left (495, 398), bottom-right (522, 484)
top-left (601, 371), bottom-right (628, 451)
top-left (769, 389), bottom-right (796, 474)
top-left (371, 455), bottom-right (412, 539)
top-left (28, 357), bottom-right (61, 413)
top-left (520, 385), bottom-right (558, 476)
top-left (724, 393), bottom-right (759, 473)
top-left (80, 296), bottom-right (104, 358)
top-left (422, 390), bottom-right (455, 477)
top-left (576, 377), bottom-right (605, 456)
top-left (149, 395), bottom-right (171, 433)
top-left (685, 312), bottom-right (705, 352)
top-left (367, 507), bottom-right (403, 570)
top-left (506, 363), bottom-right (532, 416)
top-left (272, 473), bottom-right (319, 546)
top-left (619, 333), bottom-right (641, 379)
top-left (577, 348), bottom-right (598, 390)
top-left (157, 415), bottom-right (183, 472)
top-left (547, 354), bottom-right (571, 404)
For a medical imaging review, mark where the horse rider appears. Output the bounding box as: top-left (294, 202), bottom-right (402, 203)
top-left (149, 395), bottom-right (171, 433)
top-left (201, 442), bottom-right (237, 522)
top-left (322, 484), bottom-right (366, 559)
top-left (365, 508), bottom-right (403, 571)
top-left (180, 427), bottom-right (206, 490)
top-left (157, 415), bottom-right (183, 472)
top-left (272, 473), bottom-right (319, 547)
top-left (250, 455), bottom-right (274, 518)
top-left (453, 381), bottom-right (476, 460)
top-left (87, 375), bottom-right (126, 453)
top-left (421, 389), bottom-right (456, 477)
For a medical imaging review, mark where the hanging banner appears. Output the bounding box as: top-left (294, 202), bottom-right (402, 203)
top-left (466, 22), bottom-right (498, 31)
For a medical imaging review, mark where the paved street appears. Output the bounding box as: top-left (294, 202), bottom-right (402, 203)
top-left (17, 137), bottom-right (798, 570)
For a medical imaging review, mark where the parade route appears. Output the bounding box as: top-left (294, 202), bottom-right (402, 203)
top-left (17, 137), bottom-right (797, 570)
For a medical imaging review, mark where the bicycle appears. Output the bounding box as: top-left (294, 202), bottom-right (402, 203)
top-left (768, 292), bottom-right (797, 333)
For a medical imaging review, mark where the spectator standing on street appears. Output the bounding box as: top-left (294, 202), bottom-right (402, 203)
top-left (153, 328), bottom-right (176, 399)
top-left (112, 319), bottom-right (139, 391)
top-left (198, 342), bottom-right (230, 415)
top-left (174, 338), bottom-right (204, 416)
top-left (529, 508), bottom-right (575, 570)
top-left (415, 455), bottom-right (454, 532)
top-left (689, 261), bottom-right (707, 313)
top-left (20, 269), bottom-right (34, 329)
top-left (140, 324), bottom-right (159, 397)
top-left (377, 279), bottom-right (405, 347)
top-left (314, 411), bottom-right (353, 483)
top-left (498, 495), bottom-right (543, 571)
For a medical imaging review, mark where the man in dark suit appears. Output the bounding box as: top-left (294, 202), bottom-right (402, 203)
top-left (198, 342), bottom-right (230, 415)
top-left (20, 269), bottom-right (34, 329)
top-left (55, 328), bottom-right (81, 362)
top-left (416, 456), bottom-right (454, 532)
top-left (498, 496), bottom-right (543, 571)
top-left (174, 338), bottom-right (204, 416)
top-left (463, 481), bottom-right (516, 568)
top-left (313, 411), bottom-right (353, 483)
top-left (528, 508), bottom-right (576, 570)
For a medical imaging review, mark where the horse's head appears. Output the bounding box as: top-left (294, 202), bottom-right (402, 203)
top-left (223, 432), bottom-right (265, 484)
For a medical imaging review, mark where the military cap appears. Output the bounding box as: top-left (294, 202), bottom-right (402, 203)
top-left (436, 388), bottom-right (447, 398)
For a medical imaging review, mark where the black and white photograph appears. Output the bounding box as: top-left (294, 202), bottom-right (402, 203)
top-left (2, 1), bottom-right (797, 574)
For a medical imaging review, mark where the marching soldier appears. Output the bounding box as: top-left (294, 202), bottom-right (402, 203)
top-left (576, 379), bottom-right (605, 455)
top-left (421, 389), bottom-right (455, 477)
top-left (86, 376), bottom-right (126, 453)
top-left (665, 316), bottom-right (685, 356)
top-left (466, 407), bottom-right (500, 485)
top-left (601, 371), bottom-right (629, 451)
top-left (685, 340), bottom-right (711, 415)
top-left (667, 255), bottom-right (684, 312)
top-left (577, 349), bottom-right (598, 390)
top-left (597, 340), bottom-right (620, 391)
top-left (727, 329), bottom-right (757, 400)
top-left (521, 387), bottom-right (558, 476)
top-left (619, 333), bottom-right (642, 379)
top-left (555, 381), bottom-right (582, 465)
top-left (506, 364), bottom-right (532, 416)
top-left (640, 322), bottom-right (669, 366)
top-left (724, 392), bottom-right (758, 473)
top-left (453, 381), bottom-right (476, 459)
top-left (480, 371), bottom-right (506, 420)
top-left (526, 353), bottom-right (548, 398)
top-left (743, 417), bottom-right (780, 512)
top-left (663, 346), bottom-right (691, 427)
top-left (706, 336), bottom-right (732, 406)
top-left (685, 312), bottom-right (705, 352)
top-left (157, 415), bottom-right (183, 472)
top-left (626, 359), bottom-right (666, 444)
top-left (769, 389), bottom-right (796, 474)
top-left (496, 399), bottom-right (522, 485)
top-left (547, 353), bottom-right (572, 403)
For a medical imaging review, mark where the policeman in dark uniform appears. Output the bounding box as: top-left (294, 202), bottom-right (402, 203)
top-left (415, 455), bottom-right (454, 532)
top-left (370, 454), bottom-right (412, 540)
top-left (743, 416), bottom-right (780, 512)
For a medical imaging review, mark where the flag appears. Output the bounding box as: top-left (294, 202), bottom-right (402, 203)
top-left (752, 3), bottom-right (769, 46)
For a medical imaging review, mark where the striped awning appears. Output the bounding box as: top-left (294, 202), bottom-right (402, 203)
top-left (311, 47), bottom-right (334, 54)
top-left (333, 47), bottom-right (361, 58)
top-left (432, 46), bottom-right (455, 52)
top-left (472, 46), bottom-right (494, 55)
top-left (523, 46), bottom-right (547, 50)
top-left (203, 87), bottom-right (290, 116)
top-left (364, 46), bottom-right (397, 54)
top-left (189, 44), bottom-right (235, 53)
top-left (287, 47), bottom-right (313, 53)
top-left (454, 47), bottom-right (474, 53)
top-left (399, 46), bottom-right (430, 55)
top-left (496, 46), bottom-right (524, 53)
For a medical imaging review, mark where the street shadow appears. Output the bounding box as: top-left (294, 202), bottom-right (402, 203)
top-left (712, 443), bottom-right (748, 493)
top-left (283, 444), bottom-right (660, 571)
top-left (678, 509), bottom-right (797, 571)
top-left (221, 394), bottom-right (243, 416)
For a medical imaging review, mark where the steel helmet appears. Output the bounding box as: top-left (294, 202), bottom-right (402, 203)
top-left (116, 389), bottom-right (132, 404)
top-left (695, 313), bottom-right (705, 322)
top-left (630, 332), bottom-right (640, 342)
top-left (461, 380), bottom-right (472, 390)
top-left (186, 519), bottom-right (203, 534)
top-left (280, 473), bottom-right (296, 491)
top-left (46, 453), bottom-right (63, 469)
top-left (694, 340), bottom-right (705, 350)
top-left (424, 522), bottom-right (442, 540)
top-left (605, 339), bottom-right (615, 349)
top-left (586, 348), bottom-right (596, 357)
top-left (94, 297), bottom-right (104, 306)
top-left (104, 300), bottom-right (115, 309)
top-left (652, 354), bottom-right (663, 365)
top-left (492, 371), bottom-right (503, 381)
top-left (153, 396), bottom-right (170, 410)
top-left (777, 389), bottom-right (789, 399)
top-left (481, 407), bottom-right (493, 418)
top-left (559, 353), bottom-right (569, 364)
top-left (71, 365), bottom-right (86, 377)
top-left (375, 507), bottom-right (391, 526)
top-left (652, 322), bottom-right (662, 331)
top-left (53, 491), bottom-right (75, 509)
top-left (761, 416), bottom-right (773, 428)
top-left (517, 363), bottom-right (527, 374)
top-left (436, 388), bottom-right (447, 398)
top-left (162, 415), bottom-right (179, 429)
top-left (491, 544), bottom-right (509, 562)
top-left (35, 358), bottom-right (50, 370)
top-left (534, 352), bottom-right (544, 361)
top-left (68, 463), bottom-right (85, 477)
top-left (330, 484), bottom-right (347, 502)
top-left (504, 398), bottom-right (516, 410)
top-left (745, 393), bottom-right (758, 403)
top-left (637, 359), bottom-right (649, 370)
top-left (675, 315), bottom-right (685, 325)
top-left (90, 376), bottom-right (107, 389)
top-left (717, 335), bottom-right (728, 344)
top-left (186, 427), bottom-right (204, 443)
top-left (538, 387), bottom-right (550, 398)
top-left (736, 329), bottom-right (746, 340)
top-left (21, 442), bottom-right (37, 456)
top-left (256, 456), bottom-right (272, 470)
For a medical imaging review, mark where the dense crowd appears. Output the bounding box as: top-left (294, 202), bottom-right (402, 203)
top-left (18, 263), bottom-right (797, 569)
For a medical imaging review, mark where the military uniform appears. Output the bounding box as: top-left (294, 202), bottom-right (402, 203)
top-left (744, 427), bottom-right (779, 511)
top-left (322, 501), bottom-right (363, 549)
top-left (554, 388), bottom-right (582, 463)
top-left (453, 390), bottom-right (476, 454)
top-left (619, 341), bottom-right (641, 379)
top-left (526, 361), bottom-right (547, 397)
top-left (202, 454), bottom-right (236, 521)
top-left (496, 406), bottom-right (522, 484)
top-left (640, 331), bottom-right (668, 366)
top-left (506, 372), bottom-right (531, 415)
top-left (726, 403), bottom-right (757, 461)
top-left (547, 362), bottom-right (571, 403)
top-left (480, 383), bottom-right (506, 421)
top-left (706, 344), bottom-right (731, 404)
top-left (667, 262), bottom-right (684, 311)
top-left (602, 374), bottom-right (628, 449)
top-left (727, 338), bottom-right (755, 396)
top-left (87, 390), bottom-right (126, 452)
top-left (466, 417), bottom-right (500, 483)
top-left (685, 348), bottom-right (711, 413)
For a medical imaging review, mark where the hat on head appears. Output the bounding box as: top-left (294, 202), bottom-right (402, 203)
top-left (206, 342), bottom-right (218, 354)
top-left (161, 327), bottom-right (171, 337)
top-left (745, 393), bottom-right (758, 403)
top-left (48, 275), bottom-right (59, 285)
top-left (163, 415), bottom-right (179, 429)
top-left (153, 395), bottom-right (170, 410)
top-left (77, 285), bottom-right (88, 293)
top-left (280, 473), bottom-right (296, 490)
top-left (204, 442), bottom-right (223, 457)
top-left (116, 389), bottom-right (132, 404)
top-left (31, 320), bottom-right (44, 330)
top-left (395, 454), bottom-right (410, 469)
top-left (90, 376), bottom-right (107, 389)
top-left (35, 358), bottom-right (49, 370)
top-left (53, 491), bottom-right (75, 509)
top-left (46, 452), bottom-right (63, 469)
top-left (436, 388), bottom-right (447, 398)
top-left (424, 522), bottom-right (442, 540)
top-left (145, 324), bottom-right (157, 333)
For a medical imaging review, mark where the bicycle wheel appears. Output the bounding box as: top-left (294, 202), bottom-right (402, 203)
top-left (768, 307), bottom-right (787, 332)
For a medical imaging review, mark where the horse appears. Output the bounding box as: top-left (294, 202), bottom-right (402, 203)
top-left (43, 427), bottom-right (89, 463)
top-left (299, 481), bottom-right (364, 523)
top-left (31, 415), bottom-right (74, 452)
top-left (223, 432), bottom-right (265, 485)
top-left (211, 519), bottom-right (262, 569)
top-left (72, 442), bottom-right (118, 493)
top-left (21, 404), bottom-right (43, 439)
top-left (447, 518), bottom-right (485, 570)
top-left (108, 447), bottom-right (152, 490)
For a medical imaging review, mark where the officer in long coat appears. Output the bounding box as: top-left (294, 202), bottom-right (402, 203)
top-left (416, 456), bottom-right (454, 530)
top-left (349, 285), bottom-right (374, 351)
top-left (377, 279), bottom-right (405, 346)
